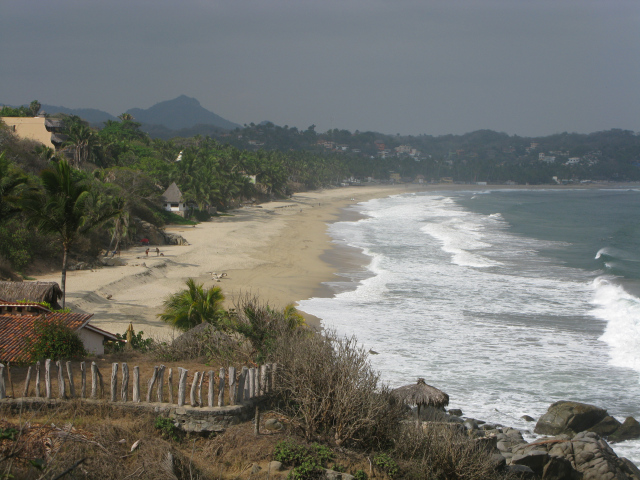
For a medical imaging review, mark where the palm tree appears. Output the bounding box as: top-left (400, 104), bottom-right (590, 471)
top-left (20, 160), bottom-right (121, 307)
top-left (0, 152), bottom-right (28, 221)
top-left (63, 123), bottom-right (98, 168)
top-left (158, 278), bottom-right (225, 331)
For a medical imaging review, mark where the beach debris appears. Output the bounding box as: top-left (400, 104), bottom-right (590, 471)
top-left (106, 294), bottom-right (112, 300)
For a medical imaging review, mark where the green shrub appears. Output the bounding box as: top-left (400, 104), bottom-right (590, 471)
top-left (27, 318), bottom-right (87, 361)
top-left (353, 470), bottom-right (368, 480)
top-left (374, 453), bottom-right (399, 479)
top-left (106, 327), bottom-right (154, 353)
top-left (273, 440), bottom-right (335, 479)
top-left (154, 416), bottom-right (180, 442)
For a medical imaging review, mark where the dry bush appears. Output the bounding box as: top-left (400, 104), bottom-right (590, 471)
top-left (393, 424), bottom-right (513, 480)
top-left (270, 329), bottom-right (405, 449)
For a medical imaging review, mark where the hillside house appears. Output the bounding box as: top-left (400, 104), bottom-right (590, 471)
top-left (0, 116), bottom-right (65, 149)
top-left (162, 182), bottom-right (187, 217)
top-left (0, 310), bottom-right (118, 362)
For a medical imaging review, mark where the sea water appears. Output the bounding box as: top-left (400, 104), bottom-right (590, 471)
top-left (298, 188), bottom-right (640, 464)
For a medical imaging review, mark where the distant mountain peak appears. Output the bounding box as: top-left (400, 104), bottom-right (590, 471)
top-left (126, 96), bottom-right (240, 131)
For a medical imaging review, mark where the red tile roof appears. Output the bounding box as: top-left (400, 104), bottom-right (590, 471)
top-left (0, 312), bottom-right (93, 363)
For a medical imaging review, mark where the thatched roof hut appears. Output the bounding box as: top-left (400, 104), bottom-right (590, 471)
top-left (0, 281), bottom-right (63, 310)
top-left (392, 378), bottom-right (449, 416)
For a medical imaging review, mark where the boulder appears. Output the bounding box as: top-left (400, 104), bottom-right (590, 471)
top-left (134, 218), bottom-right (166, 245)
top-left (534, 401), bottom-right (608, 436)
top-left (521, 415), bottom-right (535, 422)
top-left (608, 417), bottom-right (640, 443)
top-left (463, 419), bottom-right (479, 431)
top-left (507, 464), bottom-right (536, 478)
top-left (588, 415), bottom-right (622, 437)
top-left (265, 419), bottom-right (284, 431)
top-left (542, 456), bottom-right (575, 480)
top-left (448, 408), bottom-right (463, 416)
top-left (268, 461), bottom-right (283, 472)
top-left (511, 450), bottom-right (550, 477)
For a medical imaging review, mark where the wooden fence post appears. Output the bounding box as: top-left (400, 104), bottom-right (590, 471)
top-left (0, 364), bottom-right (5, 399)
top-left (190, 371), bottom-right (199, 407)
top-left (207, 371), bottom-right (214, 407)
top-left (197, 371), bottom-right (204, 407)
top-left (248, 367), bottom-right (255, 399)
top-left (91, 362), bottom-right (98, 399)
top-left (271, 363), bottom-right (277, 392)
top-left (56, 360), bottom-right (65, 399)
top-left (228, 366), bottom-right (236, 405)
top-left (110, 363), bottom-right (118, 402)
top-left (45, 359), bottom-right (52, 399)
top-left (178, 368), bottom-right (187, 407)
top-left (218, 367), bottom-right (225, 407)
top-left (168, 368), bottom-right (174, 404)
top-left (66, 361), bottom-right (75, 398)
top-left (146, 366), bottom-right (158, 403)
top-left (80, 362), bottom-right (86, 398)
top-left (239, 366), bottom-right (248, 402)
top-left (35, 361), bottom-right (41, 398)
top-left (121, 363), bottom-right (129, 402)
top-left (23, 366), bottom-right (32, 398)
top-left (156, 365), bottom-right (165, 403)
top-left (259, 365), bottom-right (267, 396)
top-left (133, 366), bottom-right (140, 402)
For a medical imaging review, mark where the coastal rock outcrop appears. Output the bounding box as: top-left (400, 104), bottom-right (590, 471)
top-left (535, 401), bottom-right (608, 436)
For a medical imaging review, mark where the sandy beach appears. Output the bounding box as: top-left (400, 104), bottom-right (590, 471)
top-left (33, 184), bottom-right (422, 339)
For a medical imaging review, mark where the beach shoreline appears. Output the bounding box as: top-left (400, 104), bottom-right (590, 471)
top-left (33, 182), bottom-right (629, 339)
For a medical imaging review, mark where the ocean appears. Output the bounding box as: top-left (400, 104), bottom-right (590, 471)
top-left (298, 187), bottom-right (640, 464)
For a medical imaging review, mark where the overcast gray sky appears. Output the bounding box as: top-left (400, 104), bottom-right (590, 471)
top-left (2, 0), bottom-right (639, 136)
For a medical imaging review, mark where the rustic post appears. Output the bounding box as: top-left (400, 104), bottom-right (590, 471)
top-left (197, 371), bottom-right (204, 407)
top-left (168, 368), bottom-right (174, 404)
top-left (133, 366), bottom-right (140, 402)
top-left (66, 361), bottom-right (75, 398)
top-left (190, 371), bottom-right (199, 407)
top-left (254, 405), bottom-right (260, 436)
top-left (91, 362), bottom-right (98, 399)
top-left (6, 363), bottom-right (14, 399)
top-left (45, 359), bottom-right (52, 399)
top-left (228, 366), bottom-right (236, 405)
top-left (146, 366), bottom-right (158, 403)
top-left (97, 365), bottom-right (104, 398)
top-left (259, 365), bottom-right (267, 396)
top-left (56, 360), bottom-right (65, 399)
top-left (207, 371), bottom-right (214, 407)
top-left (23, 366), bottom-right (32, 397)
top-left (110, 363), bottom-right (118, 402)
top-left (238, 366), bottom-right (248, 402)
top-left (178, 368), bottom-right (187, 407)
top-left (156, 365), bottom-right (165, 403)
top-left (254, 367), bottom-right (261, 399)
top-left (121, 363), bottom-right (129, 402)
top-left (248, 367), bottom-right (255, 399)
top-left (271, 363), bottom-right (278, 393)
top-left (0, 364), bottom-right (5, 399)
top-left (218, 367), bottom-right (226, 407)
top-left (80, 361), bottom-right (86, 398)
top-left (35, 361), bottom-right (41, 398)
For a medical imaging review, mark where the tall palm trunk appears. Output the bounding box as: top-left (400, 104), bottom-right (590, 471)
top-left (61, 245), bottom-right (68, 309)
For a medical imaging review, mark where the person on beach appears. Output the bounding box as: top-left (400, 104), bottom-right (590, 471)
top-left (156, 247), bottom-right (160, 256)
top-left (145, 248), bottom-right (149, 257)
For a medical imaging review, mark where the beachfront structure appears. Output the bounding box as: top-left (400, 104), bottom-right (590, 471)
top-left (162, 182), bottom-right (187, 217)
top-left (0, 116), bottom-right (65, 149)
top-left (0, 311), bottom-right (118, 362)
top-left (0, 281), bottom-right (64, 310)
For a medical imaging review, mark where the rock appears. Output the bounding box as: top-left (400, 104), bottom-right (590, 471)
top-left (448, 408), bottom-right (463, 416)
top-left (511, 451), bottom-right (550, 477)
top-left (341, 474), bottom-right (355, 480)
top-left (324, 469), bottom-right (342, 480)
top-left (542, 455), bottom-right (575, 480)
top-left (618, 457), bottom-right (640, 480)
top-left (265, 419), bottom-right (284, 431)
top-left (588, 415), bottom-right (622, 437)
top-left (480, 423), bottom-right (497, 430)
top-left (507, 464), bottom-right (536, 478)
top-left (164, 232), bottom-right (189, 245)
top-left (463, 419), bottom-right (479, 431)
top-left (134, 217), bottom-right (166, 245)
top-left (490, 453), bottom-right (507, 471)
top-left (250, 464), bottom-right (261, 474)
top-left (100, 257), bottom-right (127, 267)
top-left (534, 401), bottom-right (608, 436)
top-left (609, 416), bottom-right (640, 442)
top-left (268, 461), bottom-right (283, 472)
top-left (521, 415), bottom-right (535, 422)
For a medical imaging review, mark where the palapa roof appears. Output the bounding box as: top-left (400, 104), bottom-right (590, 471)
top-left (162, 182), bottom-right (183, 203)
top-left (391, 378), bottom-right (450, 409)
top-left (0, 312), bottom-right (93, 363)
top-left (0, 281), bottom-right (63, 310)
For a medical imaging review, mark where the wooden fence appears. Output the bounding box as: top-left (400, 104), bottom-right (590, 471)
top-left (0, 361), bottom-right (276, 408)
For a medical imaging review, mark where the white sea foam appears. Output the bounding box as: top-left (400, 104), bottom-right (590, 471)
top-left (592, 277), bottom-right (640, 373)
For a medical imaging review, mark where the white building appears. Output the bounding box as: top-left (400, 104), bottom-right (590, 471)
top-left (162, 182), bottom-right (187, 217)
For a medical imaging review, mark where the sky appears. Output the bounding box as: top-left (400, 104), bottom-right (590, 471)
top-left (2, 0), bottom-right (639, 137)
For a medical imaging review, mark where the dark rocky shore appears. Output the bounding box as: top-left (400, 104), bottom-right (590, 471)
top-left (438, 400), bottom-right (640, 479)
